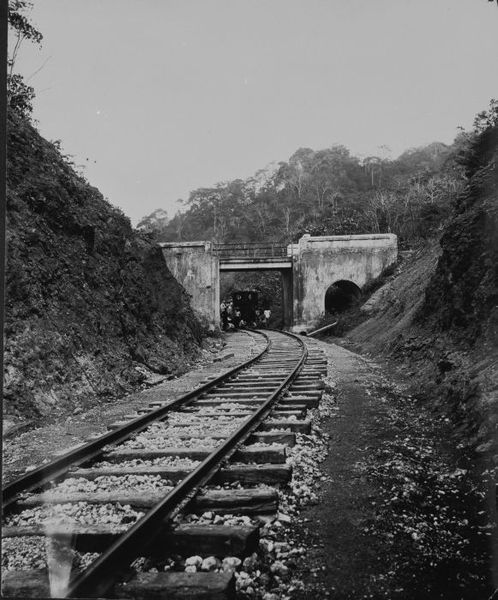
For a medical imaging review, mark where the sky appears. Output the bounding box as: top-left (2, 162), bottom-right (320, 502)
top-left (13, 0), bottom-right (498, 225)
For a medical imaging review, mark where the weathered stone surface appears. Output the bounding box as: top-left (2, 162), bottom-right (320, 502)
top-left (292, 234), bottom-right (397, 330)
top-left (161, 241), bottom-right (220, 328)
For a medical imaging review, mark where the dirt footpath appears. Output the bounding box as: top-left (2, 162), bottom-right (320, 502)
top-left (293, 338), bottom-right (493, 600)
top-left (295, 341), bottom-right (387, 599)
top-left (2, 331), bottom-right (265, 483)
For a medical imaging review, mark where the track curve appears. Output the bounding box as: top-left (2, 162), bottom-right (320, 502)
top-left (2, 329), bottom-right (324, 599)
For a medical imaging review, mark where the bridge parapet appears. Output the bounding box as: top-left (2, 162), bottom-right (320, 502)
top-left (213, 242), bottom-right (288, 260)
top-left (160, 234), bottom-right (398, 331)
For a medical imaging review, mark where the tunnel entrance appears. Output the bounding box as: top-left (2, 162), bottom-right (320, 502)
top-left (220, 270), bottom-right (291, 329)
top-left (324, 280), bottom-right (361, 313)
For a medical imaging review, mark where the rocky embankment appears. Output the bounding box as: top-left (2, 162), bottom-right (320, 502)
top-left (346, 125), bottom-right (498, 458)
top-left (5, 110), bottom-right (203, 423)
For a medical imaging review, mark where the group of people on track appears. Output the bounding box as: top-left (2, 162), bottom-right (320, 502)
top-left (220, 299), bottom-right (271, 330)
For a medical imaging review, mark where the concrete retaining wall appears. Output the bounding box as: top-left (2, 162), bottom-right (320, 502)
top-left (292, 234), bottom-right (398, 330)
top-left (161, 242), bottom-right (220, 328)
top-left (160, 234), bottom-right (397, 332)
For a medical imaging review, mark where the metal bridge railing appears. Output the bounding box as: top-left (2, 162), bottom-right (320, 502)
top-left (213, 242), bottom-right (288, 259)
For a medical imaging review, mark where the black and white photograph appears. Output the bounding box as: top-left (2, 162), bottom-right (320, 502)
top-left (2, 1), bottom-right (498, 598)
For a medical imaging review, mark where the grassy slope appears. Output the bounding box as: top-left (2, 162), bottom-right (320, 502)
top-left (5, 111), bottom-right (203, 421)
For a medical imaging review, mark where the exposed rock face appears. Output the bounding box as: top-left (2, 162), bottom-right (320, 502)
top-left (420, 125), bottom-right (498, 345)
top-left (417, 126), bottom-right (498, 452)
top-left (5, 110), bottom-right (203, 420)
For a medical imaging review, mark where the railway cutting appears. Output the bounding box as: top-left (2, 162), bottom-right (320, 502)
top-left (2, 330), bottom-right (327, 599)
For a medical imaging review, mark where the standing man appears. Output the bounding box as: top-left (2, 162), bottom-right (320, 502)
top-left (220, 300), bottom-right (227, 330)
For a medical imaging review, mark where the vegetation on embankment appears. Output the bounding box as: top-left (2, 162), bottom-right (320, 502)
top-left (5, 110), bottom-right (204, 421)
top-left (343, 118), bottom-right (498, 456)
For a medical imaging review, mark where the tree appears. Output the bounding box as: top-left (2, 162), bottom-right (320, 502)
top-left (309, 146), bottom-right (363, 211)
top-left (472, 99), bottom-right (498, 133)
top-left (136, 209), bottom-right (169, 233)
top-left (278, 148), bottom-right (314, 202)
top-left (151, 132), bottom-right (469, 248)
top-left (8, 0), bottom-right (43, 117)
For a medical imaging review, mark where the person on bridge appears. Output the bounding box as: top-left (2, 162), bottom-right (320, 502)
top-left (263, 308), bottom-right (271, 328)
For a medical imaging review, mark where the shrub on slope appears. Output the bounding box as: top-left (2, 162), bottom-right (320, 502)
top-left (5, 110), bottom-right (203, 420)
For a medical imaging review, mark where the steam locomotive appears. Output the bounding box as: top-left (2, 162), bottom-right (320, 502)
top-left (231, 290), bottom-right (259, 325)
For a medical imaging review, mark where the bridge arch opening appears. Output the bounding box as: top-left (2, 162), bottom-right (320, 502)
top-left (220, 269), bottom-right (292, 329)
top-left (324, 280), bottom-right (361, 313)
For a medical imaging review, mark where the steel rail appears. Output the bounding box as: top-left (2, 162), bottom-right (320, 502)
top-left (66, 330), bottom-right (307, 598)
top-left (2, 331), bottom-right (271, 509)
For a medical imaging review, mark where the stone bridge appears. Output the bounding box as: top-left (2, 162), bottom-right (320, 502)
top-left (160, 234), bottom-right (398, 331)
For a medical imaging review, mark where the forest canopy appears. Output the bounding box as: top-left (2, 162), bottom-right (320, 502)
top-left (143, 134), bottom-right (474, 249)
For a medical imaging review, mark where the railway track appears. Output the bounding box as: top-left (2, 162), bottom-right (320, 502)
top-left (2, 330), bottom-right (327, 599)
